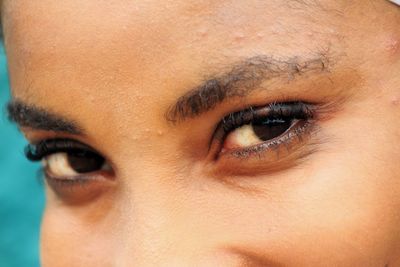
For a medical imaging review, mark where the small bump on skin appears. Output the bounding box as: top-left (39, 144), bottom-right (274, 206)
top-left (234, 32), bottom-right (245, 42)
top-left (391, 96), bottom-right (400, 106)
top-left (198, 28), bottom-right (208, 38)
top-left (328, 28), bottom-right (337, 34)
top-left (256, 32), bottom-right (264, 40)
top-left (157, 130), bottom-right (164, 136)
top-left (384, 37), bottom-right (400, 56)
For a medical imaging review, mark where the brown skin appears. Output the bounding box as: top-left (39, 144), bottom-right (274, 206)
top-left (3, 0), bottom-right (400, 266)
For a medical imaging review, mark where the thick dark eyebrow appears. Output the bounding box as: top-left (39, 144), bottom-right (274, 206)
top-left (6, 100), bottom-right (83, 134)
top-left (166, 54), bottom-right (332, 122)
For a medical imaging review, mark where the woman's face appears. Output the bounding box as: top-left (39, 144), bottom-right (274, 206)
top-left (3, 0), bottom-right (400, 266)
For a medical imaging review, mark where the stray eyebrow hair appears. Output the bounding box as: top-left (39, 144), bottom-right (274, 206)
top-left (166, 54), bottom-right (332, 122)
top-left (7, 100), bottom-right (82, 134)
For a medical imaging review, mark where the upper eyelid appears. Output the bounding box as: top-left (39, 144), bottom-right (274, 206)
top-left (25, 139), bottom-right (120, 176)
top-left (25, 139), bottom-right (99, 162)
top-left (221, 102), bottom-right (315, 132)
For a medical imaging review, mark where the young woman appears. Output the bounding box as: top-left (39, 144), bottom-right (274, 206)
top-left (2, 0), bottom-right (400, 266)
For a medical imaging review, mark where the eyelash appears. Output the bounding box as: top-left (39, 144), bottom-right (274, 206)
top-left (213, 101), bottom-right (316, 159)
top-left (25, 101), bottom-right (317, 192)
top-left (25, 139), bottom-right (102, 187)
top-left (25, 139), bottom-right (97, 161)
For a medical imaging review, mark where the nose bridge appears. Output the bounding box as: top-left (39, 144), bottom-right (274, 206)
top-left (114, 167), bottom-right (202, 266)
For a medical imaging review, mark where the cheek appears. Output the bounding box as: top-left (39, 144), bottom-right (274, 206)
top-left (40, 206), bottom-right (118, 267)
top-left (227, 164), bottom-right (398, 265)
top-left (215, 115), bottom-right (400, 265)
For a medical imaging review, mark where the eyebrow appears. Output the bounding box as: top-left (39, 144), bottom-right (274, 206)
top-left (166, 54), bottom-right (332, 122)
top-left (6, 54), bottom-right (332, 132)
top-left (6, 100), bottom-right (83, 134)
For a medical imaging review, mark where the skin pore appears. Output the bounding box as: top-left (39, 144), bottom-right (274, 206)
top-left (2, 0), bottom-right (400, 266)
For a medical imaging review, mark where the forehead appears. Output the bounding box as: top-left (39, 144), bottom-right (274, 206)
top-left (3, 0), bottom-right (346, 99)
top-left (4, 0), bottom-right (341, 40)
top-left (3, 0), bottom-right (399, 156)
top-left (2, 0), bottom-right (342, 59)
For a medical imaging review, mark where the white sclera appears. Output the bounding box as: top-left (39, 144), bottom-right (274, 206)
top-left (43, 153), bottom-right (79, 178)
top-left (224, 124), bottom-right (263, 150)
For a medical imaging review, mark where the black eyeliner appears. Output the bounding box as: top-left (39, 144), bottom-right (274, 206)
top-left (221, 102), bottom-right (314, 134)
top-left (25, 139), bottom-right (97, 162)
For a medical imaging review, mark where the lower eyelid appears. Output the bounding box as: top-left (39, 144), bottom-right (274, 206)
top-left (212, 120), bottom-right (319, 175)
top-left (43, 167), bottom-right (112, 182)
top-left (221, 119), bottom-right (312, 158)
top-left (44, 171), bottom-right (93, 186)
top-left (43, 171), bottom-right (114, 204)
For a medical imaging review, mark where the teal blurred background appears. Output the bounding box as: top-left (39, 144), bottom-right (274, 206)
top-left (0, 45), bottom-right (44, 267)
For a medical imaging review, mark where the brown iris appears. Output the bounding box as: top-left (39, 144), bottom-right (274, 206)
top-left (252, 118), bottom-right (292, 141)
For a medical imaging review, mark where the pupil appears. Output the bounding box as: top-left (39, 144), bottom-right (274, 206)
top-left (67, 151), bottom-right (105, 173)
top-left (252, 118), bottom-right (292, 141)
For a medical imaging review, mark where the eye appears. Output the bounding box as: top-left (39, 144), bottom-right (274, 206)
top-left (25, 139), bottom-right (113, 203)
top-left (212, 101), bottom-right (316, 162)
top-left (223, 117), bottom-right (294, 151)
top-left (44, 150), bottom-right (108, 178)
